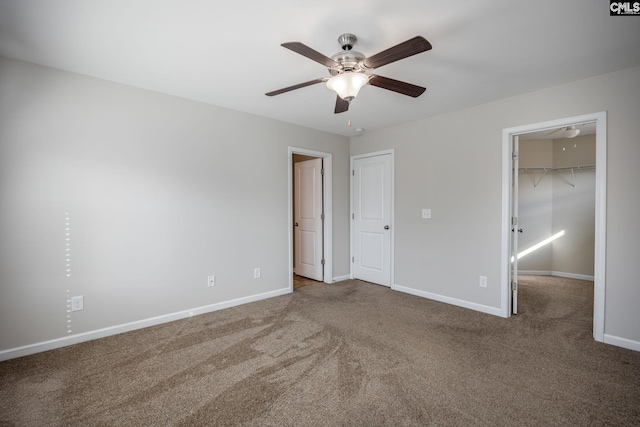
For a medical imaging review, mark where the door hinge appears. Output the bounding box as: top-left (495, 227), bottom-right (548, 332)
top-left (321, 168), bottom-right (325, 176)
top-left (352, 256), bottom-right (354, 263)
top-left (512, 281), bottom-right (518, 291)
top-left (321, 213), bottom-right (325, 220)
top-left (512, 151), bottom-right (518, 160)
top-left (321, 259), bottom-right (325, 265)
top-left (352, 213), bottom-right (354, 220)
top-left (352, 169), bottom-right (354, 176)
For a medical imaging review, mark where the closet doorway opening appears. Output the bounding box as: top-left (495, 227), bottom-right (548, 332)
top-left (501, 112), bottom-right (606, 342)
top-left (288, 147), bottom-right (333, 291)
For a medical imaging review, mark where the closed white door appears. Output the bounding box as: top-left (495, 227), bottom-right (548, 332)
top-left (294, 158), bottom-right (323, 281)
top-left (352, 153), bottom-right (392, 286)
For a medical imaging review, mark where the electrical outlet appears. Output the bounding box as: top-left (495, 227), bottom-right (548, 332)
top-left (479, 276), bottom-right (488, 288)
top-left (254, 268), bottom-right (261, 279)
top-left (207, 275), bottom-right (215, 287)
top-left (422, 209), bottom-right (431, 219)
top-left (71, 295), bottom-right (84, 311)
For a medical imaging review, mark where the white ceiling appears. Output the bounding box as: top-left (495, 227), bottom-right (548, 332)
top-left (1, 0), bottom-right (639, 137)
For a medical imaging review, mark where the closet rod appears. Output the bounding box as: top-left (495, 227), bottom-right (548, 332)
top-left (518, 164), bottom-right (595, 188)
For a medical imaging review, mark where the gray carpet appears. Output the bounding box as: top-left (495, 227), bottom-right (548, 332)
top-left (1, 276), bottom-right (639, 426)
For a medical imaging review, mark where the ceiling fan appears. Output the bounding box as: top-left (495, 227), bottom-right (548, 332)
top-left (265, 33), bottom-right (432, 114)
top-left (544, 125), bottom-right (582, 138)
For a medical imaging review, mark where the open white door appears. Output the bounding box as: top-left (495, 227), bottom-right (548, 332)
top-left (511, 136), bottom-right (519, 314)
top-left (294, 158), bottom-right (323, 281)
top-left (352, 153), bottom-right (392, 287)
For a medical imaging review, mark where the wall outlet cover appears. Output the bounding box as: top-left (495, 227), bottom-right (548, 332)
top-left (479, 276), bottom-right (488, 288)
top-left (71, 295), bottom-right (84, 311)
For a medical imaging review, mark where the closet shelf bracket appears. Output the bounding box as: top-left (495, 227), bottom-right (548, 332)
top-left (534, 169), bottom-right (549, 188)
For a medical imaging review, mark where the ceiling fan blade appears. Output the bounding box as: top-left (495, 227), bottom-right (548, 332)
top-left (543, 128), bottom-right (564, 137)
top-left (363, 36), bottom-right (432, 69)
top-left (265, 78), bottom-right (327, 96)
top-left (368, 75), bottom-right (426, 98)
top-left (281, 42), bottom-right (339, 68)
top-left (334, 95), bottom-right (349, 114)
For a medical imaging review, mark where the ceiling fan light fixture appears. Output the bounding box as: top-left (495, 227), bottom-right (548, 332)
top-left (326, 72), bottom-right (369, 101)
top-left (564, 126), bottom-right (580, 138)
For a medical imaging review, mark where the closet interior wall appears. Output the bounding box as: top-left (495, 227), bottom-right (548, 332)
top-left (518, 135), bottom-right (596, 278)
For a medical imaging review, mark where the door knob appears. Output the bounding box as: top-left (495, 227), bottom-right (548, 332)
top-left (384, 225), bottom-right (390, 230)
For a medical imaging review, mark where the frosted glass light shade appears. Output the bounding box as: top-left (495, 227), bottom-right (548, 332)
top-left (564, 126), bottom-right (580, 138)
top-left (326, 72), bottom-right (369, 101)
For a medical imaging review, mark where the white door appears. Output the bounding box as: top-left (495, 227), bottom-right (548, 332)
top-left (352, 153), bottom-right (392, 286)
top-left (294, 158), bottom-right (323, 281)
top-left (511, 136), bottom-right (519, 314)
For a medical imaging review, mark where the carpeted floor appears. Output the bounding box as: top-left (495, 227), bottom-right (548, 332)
top-left (1, 276), bottom-right (639, 426)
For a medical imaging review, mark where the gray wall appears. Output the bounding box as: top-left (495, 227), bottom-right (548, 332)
top-left (551, 136), bottom-right (596, 277)
top-left (0, 57), bottom-right (350, 353)
top-left (518, 136), bottom-right (595, 277)
top-left (350, 65), bottom-right (640, 344)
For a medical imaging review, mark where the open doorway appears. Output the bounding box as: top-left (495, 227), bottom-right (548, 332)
top-left (517, 126), bottom-right (596, 281)
top-left (288, 147), bottom-right (333, 291)
top-left (501, 112), bottom-right (607, 342)
top-left (515, 126), bottom-right (596, 331)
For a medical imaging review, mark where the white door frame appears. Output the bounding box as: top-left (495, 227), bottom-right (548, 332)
top-left (500, 111), bottom-right (607, 342)
top-left (350, 149), bottom-right (395, 287)
top-left (511, 135), bottom-right (520, 315)
top-left (288, 147), bottom-right (333, 290)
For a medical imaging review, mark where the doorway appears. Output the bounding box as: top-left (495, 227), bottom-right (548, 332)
top-left (516, 130), bottom-right (597, 329)
top-left (288, 147), bottom-right (333, 291)
top-left (501, 112), bottom-right (607, 342)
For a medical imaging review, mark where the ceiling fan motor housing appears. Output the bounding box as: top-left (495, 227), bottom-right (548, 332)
top-left (329, 34), bottom-right (366, 75)
top-left (330, 50), bottom-right (366, 74)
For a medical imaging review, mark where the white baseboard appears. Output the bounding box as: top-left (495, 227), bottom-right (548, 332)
top-left (518, 270), bottom-right (594, 281)
top-left (392, 284), bottom-right (503, 317)
top-left (551, 271), bottom-right (594, 281)
top-left (604, 334), bottom-right (640, 352)
top-left (518, 270), bottom-right (552, 276)
top-left (331, 275), bottom-right (351, 283)
top-left (0, 287), bottom-right (291, 362)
